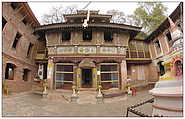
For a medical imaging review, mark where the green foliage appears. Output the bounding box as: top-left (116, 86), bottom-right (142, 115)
top-left (129, 2), bottom-right (167, 34)
top-left (135, 31), bottom-right (148, 40)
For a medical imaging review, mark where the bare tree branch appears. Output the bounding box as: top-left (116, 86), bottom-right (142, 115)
top-left (41, 5), bottom-right (78, 25)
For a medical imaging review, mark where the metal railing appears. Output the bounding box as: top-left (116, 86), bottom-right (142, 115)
top-left (126, 98), bottom-right (163, 117)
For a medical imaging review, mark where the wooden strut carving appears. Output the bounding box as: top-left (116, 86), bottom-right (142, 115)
top-left (78, 58), bottom-right (96, 68)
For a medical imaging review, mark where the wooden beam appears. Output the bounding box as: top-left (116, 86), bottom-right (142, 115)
top-left (55, 63), bottom-right (75, 65)
top-left (19, 13), bottom-right (28, 22)
top-left (99, 63), bottom-right (118, 65)
top-left (14, 6), bottom-right (24, 14)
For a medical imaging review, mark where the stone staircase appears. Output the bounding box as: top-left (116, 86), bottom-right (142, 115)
top-left (45, 89), bottom-right (98, 104)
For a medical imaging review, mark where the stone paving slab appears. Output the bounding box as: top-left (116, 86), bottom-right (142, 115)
top-left (2, 90), bottom-right (153, 117)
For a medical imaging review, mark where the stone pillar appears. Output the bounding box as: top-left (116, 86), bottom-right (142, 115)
top-left (47, 57), bottom-right (54, 90)
top-left (120, 60), bottom-right (127, 90)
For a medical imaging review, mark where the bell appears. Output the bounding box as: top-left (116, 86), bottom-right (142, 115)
top-left (82, 19), bottom-right (88, 28)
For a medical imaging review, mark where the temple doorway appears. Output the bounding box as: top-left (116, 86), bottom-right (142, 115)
top-left (82, 68), bottom-right (92, 88)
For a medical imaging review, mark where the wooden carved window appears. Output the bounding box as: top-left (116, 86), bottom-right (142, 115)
top-left (83, 30), bottom-right (92, 41)
top-left (100, 63), bottom-right (119, 89)
top-left (62, 31), bottom-right (71, 42)
top-left (166, 32), bottom-right (172, 41)
top-left (154, 40), bottom-right (161, 54)
top-left (2, 17), bottom-right (7, 30)
top-left (5, 63), bottom-right (16, 80)
top-left (129, 41), bottom-right (137, 58)
top-left (23, 69), bottom-right (30, 81)
top-left (104, 31), bottom-right (113, 42)
top-left (136, 41), bottom-right (144, 58)
top-left (128, 41), bottom-right (150, 58)
top-left (22, 18), bottom-right (28, 25)
top-left (176, 21), bottom-right (183, 32)
top-left (55, 63), bottom-right (74, 89)
top-left (144, 43), bottom-right (150, 58)
top-left (12, 32), bottom-right (22, 48)
top-left (27, 43), bottom-right (33, 57)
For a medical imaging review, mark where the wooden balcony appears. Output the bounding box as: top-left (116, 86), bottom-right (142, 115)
top-left (35, 49), bottom-right (48, 63)
top-left (126, 50), bottom-right (152, 63)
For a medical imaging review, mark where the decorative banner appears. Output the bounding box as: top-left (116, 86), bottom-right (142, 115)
top-left (57, 47), bottom-right (75, 54)
top-left (78, 46), bottom-right (96, 54)
top-left (119, 47), bottom-right (126, 55)
top-left (52, 46), bottom-right (126, 55)
top-left (48, 47), bottom-right (55, 54)
top-left (100, 47), bottom-right (117, 54)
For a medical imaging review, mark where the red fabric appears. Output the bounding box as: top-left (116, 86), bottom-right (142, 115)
top-left (131, 88), bottom-right (137, 96)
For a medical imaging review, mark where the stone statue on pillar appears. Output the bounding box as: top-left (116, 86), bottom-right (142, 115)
top-left (96, 80), bottom-right (103, 104)
top-left (71, 82), bottom-right (79, 103)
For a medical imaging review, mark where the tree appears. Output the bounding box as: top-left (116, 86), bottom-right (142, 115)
top-left (41, 5), bottom-right (78, 25)
top-left (106, 9), bottom-right (126, 24)
top-left (129, 2), bottom-right (167, 34)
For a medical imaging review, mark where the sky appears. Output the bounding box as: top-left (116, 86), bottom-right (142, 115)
top-left (28, 1), bottom-right (180, 25)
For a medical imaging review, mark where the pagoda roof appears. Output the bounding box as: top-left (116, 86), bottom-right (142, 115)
top-left (64, 14), bottom-right (112, 19)
top-left (64, 10), bottom-right (112, 20)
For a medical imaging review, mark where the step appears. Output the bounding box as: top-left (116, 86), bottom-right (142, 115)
top-left (78, 88), bottom-right (97, 91)
top-left (33, 91), bottom-right (43, 95)
top-left (78, 91), bottom-right (97, 104)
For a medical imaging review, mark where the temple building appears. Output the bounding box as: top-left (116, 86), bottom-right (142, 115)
top-left (35, 10), bottom-right (153, 90)
top-left (2, 2), bottom-right (183, 93)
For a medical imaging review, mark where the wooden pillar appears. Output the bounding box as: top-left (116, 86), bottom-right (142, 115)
top-left (3, 62), bottom-right (6, 80)
top-left (97, 64), bottom-right (101, 87)
top-left (92, 67), bottom-right (97, 88)
top-left (73, 65), bottom-right (77, 86)
top-left (76, 67), bottom-right (81, 88)
top-left (120, 60), bottom-right (127, 90)
top-left (47, 57), bottom-right (54, 90)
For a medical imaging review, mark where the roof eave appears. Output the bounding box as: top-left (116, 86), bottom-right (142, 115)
top-left (35, 23), bottom-right (141, 33)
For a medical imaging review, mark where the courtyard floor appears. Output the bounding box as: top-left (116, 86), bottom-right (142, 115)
top-left (2, 89), bottom-right (153, 117)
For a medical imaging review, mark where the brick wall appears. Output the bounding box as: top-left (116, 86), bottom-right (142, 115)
top-left (2, 3), bottom-right (45, 93)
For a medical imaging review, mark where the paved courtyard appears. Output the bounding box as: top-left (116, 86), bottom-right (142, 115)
top-left (2, 89), bottom-right (153, 117)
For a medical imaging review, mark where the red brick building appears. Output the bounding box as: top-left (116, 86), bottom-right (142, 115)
top-left (2, 2), bottom-right (46, 93)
